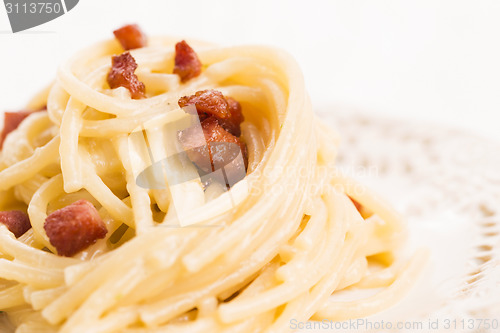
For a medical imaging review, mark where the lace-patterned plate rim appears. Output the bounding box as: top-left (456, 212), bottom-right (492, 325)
top-left (312, 107), bottom-right (500, 332)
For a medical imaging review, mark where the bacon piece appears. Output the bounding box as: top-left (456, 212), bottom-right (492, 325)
top-left (0, 211), bottom-right (31, 238)
top-left (178, 117), bottom-right (248, 183)
top-left (217, 97), bottom-right (245, 137)
top-left (107, 52), bottom-right (145, 99)
top-left (179, 91), bottom-right (245, 137)
top-left (0, 109), bottom-right (44, 149)
top-left (113, 24), bottom-right (147, 50)
top-left (348, 196), bottom-right (373, 219)
top-left (44, 200), bottom-right (107, 257)
top-left (173, 40), bottom-right (202, 82)
top-left (178, 90), bottom-right (230, 120)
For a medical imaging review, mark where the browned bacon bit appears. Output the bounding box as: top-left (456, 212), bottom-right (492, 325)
top-left (44, 200), bottom-right (107, 257)
top-left (217, 97), bottom-right (245, 137)
top-left (0, 210), bottom-right (31, 238)
top-left (178, 90), bottom-right (230, 120)
top-left (0, 109), bottom-right (44, 149)
top-left (348, 196), bottom-right (373, 219)
top-left (178, 91), bottom-right (245, 137)
top-left (173, 40), bottom-right (202, 82)
top-left (178, 117), bottom-right (248, 178)
top-left (107, 52), bottom-right (145, 99)
top-left (113, 24), bottom-right (147, 50)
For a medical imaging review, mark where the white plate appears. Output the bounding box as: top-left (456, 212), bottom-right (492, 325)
top-left (307, 109), bottom-right (500, 332)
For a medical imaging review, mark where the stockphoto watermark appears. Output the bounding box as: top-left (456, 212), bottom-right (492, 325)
top-left (128, 105), bottom-right (248, 227)
top-left (290, 318), bottom-right (500, 331)
top-left (3, 0), bottom-right (79, 33)
top-left (128, 105), bottom-right (380, 227)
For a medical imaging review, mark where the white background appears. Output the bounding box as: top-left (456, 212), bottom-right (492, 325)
top-left (1, 0), bottom-right (500, 142)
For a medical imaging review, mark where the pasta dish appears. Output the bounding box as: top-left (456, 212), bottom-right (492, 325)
top-left (0, 24), bottom-right (425, 332)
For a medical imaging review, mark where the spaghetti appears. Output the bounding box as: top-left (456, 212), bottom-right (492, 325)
top-left (0, 25), bottom-right (425, 332)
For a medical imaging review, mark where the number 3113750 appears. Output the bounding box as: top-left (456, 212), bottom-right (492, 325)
top-left (5, 2), bottom-right (62, 14)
